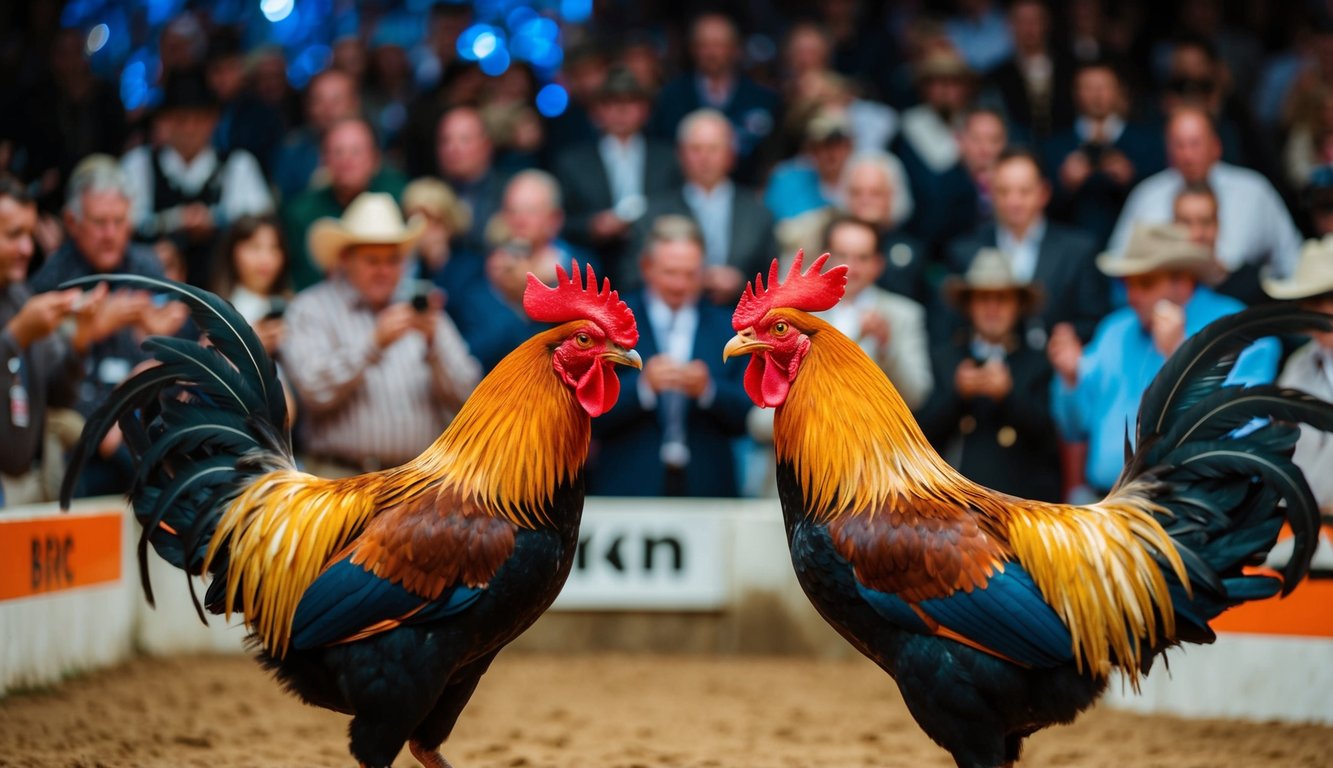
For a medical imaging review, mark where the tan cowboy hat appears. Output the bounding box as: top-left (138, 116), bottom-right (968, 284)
top-left (914, 48), bottom-right (974, 82)
top-left (1262, 234), bottom-right (1333, 300)
top-left (1095, 223), bottom-right (1224, 283)
top-left (942, 248), bottom-right (1044, 312)
top-left (308, 192), bottom-right (425, 272)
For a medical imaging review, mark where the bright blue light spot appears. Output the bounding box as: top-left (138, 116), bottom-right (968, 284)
top-left (519, 17), bottom-right (560, 41)
top-left (120, 60), bottom-right (150, 111)
top-left (146, 0), bottom-right (180, 26)
top-left (457, 24), bottom-right (499, 62)
top-left (85, 24), bottom-right (110, 55)
top-left (536, 83), bottom-right (569, 117)
top-left (480, 47), bottom-right (510, 76)
top-left (261, 0), bottom-right (294, 23)
top-left (506, 6), bottom-right (538, 30)
top-left (529, 41), bottom-right (563, 72)
top-left (269, 6), bottom-right (304, 44)
top-left (560, 0), bottom-right (592, 23)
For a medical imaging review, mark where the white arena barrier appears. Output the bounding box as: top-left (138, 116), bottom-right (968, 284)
top-left (1, 496), bottom-right (1330, 725)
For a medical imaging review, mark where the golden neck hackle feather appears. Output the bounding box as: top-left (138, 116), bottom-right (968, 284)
top-left (203, 324), bottom-right (590, 656)
top-left (774, 313), bottom-right (1190, 682)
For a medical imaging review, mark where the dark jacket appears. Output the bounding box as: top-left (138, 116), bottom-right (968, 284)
top-left (588, 293), bottom-right (750, 497)
top-left (916, 337), bottom-right (1062, 502)
top-left (648, 73), bottom-right (780, 185)
top-left (0, 283), bottom-right (80, 476)
top-left (1042, 120), bottom-right (1165, 248)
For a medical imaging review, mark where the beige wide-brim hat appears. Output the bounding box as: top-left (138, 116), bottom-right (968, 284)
top-left (1262, 234), bottom-right (1333, 300)
top-left (942, 248), bottom-right (1044, 313)
top-left (308, 192), bottom-right (425, 272)
top-left (1095, 223), bottom-right (1225, 283)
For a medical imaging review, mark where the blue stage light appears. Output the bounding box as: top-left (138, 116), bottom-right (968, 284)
top-left (535, 83), bottom-right (568, 117)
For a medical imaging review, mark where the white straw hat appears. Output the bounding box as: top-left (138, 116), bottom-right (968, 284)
top-left (307, 192), bottom-right (425, 272)
top-left (1262, 235), bottom-right (1333, 300)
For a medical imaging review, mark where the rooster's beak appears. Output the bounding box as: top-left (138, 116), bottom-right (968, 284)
top-left (602, 346), bottom-right (643, 369)
top-left (723, 328), bottom-right (771, 361)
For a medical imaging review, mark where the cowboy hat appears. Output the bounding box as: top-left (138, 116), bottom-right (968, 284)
top-left (308, 192), bottom-right (425, 272)
top-left (942, 248), bottom-right (1043, 312)
top-left (913, 48), bottom-right (974, 82)
top-left (1262, 234), bottom-right (1333, 300)
top-left (1095, 223), bottom-right (1224, 283)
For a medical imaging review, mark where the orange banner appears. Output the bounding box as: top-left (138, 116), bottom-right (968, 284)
top-left (0, 512), bottom-right (122, 601)
top-left (1212, 524), bottom-right (1333, 639)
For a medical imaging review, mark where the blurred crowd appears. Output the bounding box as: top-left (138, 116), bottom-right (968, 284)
top-left (1, 0), bottom-right (1332, 511)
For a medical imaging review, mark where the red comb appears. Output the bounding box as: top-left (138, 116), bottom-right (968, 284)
top-left (524, 261), bottom-right (638, 347)
top-left (732, 250), bottom-right (848, 330)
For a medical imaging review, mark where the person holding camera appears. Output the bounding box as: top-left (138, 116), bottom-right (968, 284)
top-left (282, 192), bottom-right (479, 478)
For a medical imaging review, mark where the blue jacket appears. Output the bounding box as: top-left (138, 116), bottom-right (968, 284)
top-left (1051, 286), bottom-right (1279, 492)
top-left (588, 292), bottom-right (751, 497)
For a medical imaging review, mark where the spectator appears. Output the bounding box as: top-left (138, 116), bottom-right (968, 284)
top-left (986, 0), bottom-right (1075, 140)
top-left (588, 215), bottom-right (749, 497)
top-left (944, 0), bottom-right (1013, 75)
top-left (282, 117), bottom-right (407, 290)
top-left (1154, 35), bottom-right (1249, 165)
top-left (0, 176), bottom-right (109, 505)
top-left (282, 192), bottom-right (479, 478)
top-left (210, 215), bottom-right (290, 350)
top-left (917, 248), bottom-right (1061, 502)
top-left (1048, 223), bottom-right (1279, 498)
top-left (490, 169), bottom-right (589, 281)
top-left (448, 239), bottom-right (543, 373)
top-left (435, 106), bottom-right (505, 256)
top-left (1170, 182), bottom-right (1265, 305)
top-left (947, 148), bottom-right (1108, 344)
top-left (1305, 165), bottom-right (1333, 237)
top-left (271, 68), bottom-right (361, 202)
top-left (631, 109), bottom-right (776, 304)
top-left (649, 13), bottom-right (780, 184)
top-left (902, 102), bottom-right (1006, 256)
top-left (764, 109), bottom-right (854, 223)
top-left (30, 159), bottom-right (190, 497)
top-left (401, 177), bottom-right (476, 303)
top-left (121, 68), bottom-right (274, 287)
top-left (1044, 59), bottom-right (1165, 247)
top-left (1108, 107), bottom-right (1302, 291)
top-left (205, 27), bottom-right (285, 175)
top-left (895, 45), bottom-right (976, 222)
top-left (1263, 235), bottom-right (1333, 513)
top-left (817, 216), bottom-right (933, 409)
top-left (554, 66), bottom-right (678, 288)
top-left (1281, 85), bottom-right (1333, 191)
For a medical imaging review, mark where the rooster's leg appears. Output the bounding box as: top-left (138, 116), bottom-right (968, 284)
top-left (409, 741), bottom-right (454, 768)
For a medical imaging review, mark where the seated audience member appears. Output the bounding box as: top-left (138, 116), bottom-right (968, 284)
top-left (817, 216), bottom-right (933, 410)
top-left (649, 13), bottom-right (780, 185)
top-left (917, 249), bottom-right (1061, 502)
top-left (1170, 182), bottom-right (1264, 306)
top-left (588, 216), bottom-right (749, 497)
top-left (631, 109), bottom-right (776, 304)
top-left (210, 215), bottom-right (290, 353)
top-left (490, 170), bottom-right (590, 281)
top-left (282, 118), bottom-right (408, 290)
top-left (764, 109), bottom-right (854, 222)
top-left (1263, 236), bottom-right (1333, 514)
top-left (1048, 223), bottom-right (1279, 499)
top-left (401, 178), bottom-right (477, 303)
top-left (30, 160), bottom-right (190, 497)
top-left (448, 240), bottom-right (543, 373)
top-left (272, 68), bottom-right (361, 201)
top-left (436, 106), bottom-right (507, 256)
top-left (986, 0), bottom-right (1075, 140)
top-left (776, 151), bottom-right (924, 304)
top-left (1306, 165), bottom-right (1333, 238)
top-left (1108, 107), bottom-right (1301, 286)
top-left (121, 68), bottom-right (274, 287)
top-left (947, 148), bottom-right (1108, 344)
top-left (282, 192), bottom-right (480, 478)
top-left (1044, 59), bottom-right (1164, 247)
top-left (554, 67), bottom-right (679, 289)
top-left (0, 176), bottom-right (112, 505)
top-left (903, 106), bottom-right (1007, 256)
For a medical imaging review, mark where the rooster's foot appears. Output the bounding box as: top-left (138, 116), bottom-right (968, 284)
top-left (409, 740), bottom-right (454, 768)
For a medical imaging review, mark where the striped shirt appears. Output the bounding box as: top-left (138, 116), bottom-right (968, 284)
top-left (281, 276), bottom-right (481, 468)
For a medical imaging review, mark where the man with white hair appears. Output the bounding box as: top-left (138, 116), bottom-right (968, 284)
top-left (29, 158), bottom-right (190, 497)
top-left (630, 109), bottom-right (775, 304)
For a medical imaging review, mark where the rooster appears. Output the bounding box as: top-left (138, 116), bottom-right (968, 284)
top-left (723, 252), bottom-right (1333, 768)
top-left (59, 263), bottom-right (641, 768)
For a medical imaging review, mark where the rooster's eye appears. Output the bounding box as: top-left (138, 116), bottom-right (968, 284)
top-left (772, 321), bottom-right (789, 336)
top-left (575, 333), bottom-right (592, 347)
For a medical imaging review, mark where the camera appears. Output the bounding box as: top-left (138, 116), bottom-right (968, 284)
top-left (1081, 142), bottom-right (1105, 165)
top-left (262, 298), bottom-right (287, 321)
top-left (409, 280), bottom-right (434, 313)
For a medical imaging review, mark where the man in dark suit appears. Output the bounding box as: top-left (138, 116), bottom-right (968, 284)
top-left (916, 249), bottom-right (1062, 502)
top-left (554, 67), bottom-right (679, 289)
top-left (1042, 59), bottom-right (1164, 248)
top-left (648, 13), bottom-right (780, 185)
top-left (985, 0), bottom-right (1075, 141)
top-left (945, 147), bottom-right (1108, 345)
top-left (629, 109), bottom-right (776, 305)
top-left (588, 216), bottom-right (750, 497)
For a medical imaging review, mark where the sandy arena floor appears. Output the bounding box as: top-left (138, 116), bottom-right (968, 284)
top-left (0, 653), bottom-right (1329, 767)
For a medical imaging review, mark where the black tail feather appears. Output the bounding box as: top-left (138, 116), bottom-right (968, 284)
top-left (58, 275), bottom-right (292, 616)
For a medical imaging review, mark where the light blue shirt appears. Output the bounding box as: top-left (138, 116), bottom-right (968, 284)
top-left (1051, 286), bottom-right (1279, 493)
top-left (944, 8), bottom-right (1013, 74)
top-left (763, 158), bottom-right (832, 222)
top-left (682, 181), bottom-right (735, 268)
top-left (996, 217), bottom-right (1046, 283)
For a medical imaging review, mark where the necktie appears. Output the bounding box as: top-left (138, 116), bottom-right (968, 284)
top-left (660, 310), bottom-right (690, 470)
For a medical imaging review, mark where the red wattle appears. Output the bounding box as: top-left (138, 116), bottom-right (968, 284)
top-left (577, 362), bottom-right (620, 417)
top-left (744, 354), bottom-right (791, 408)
